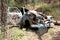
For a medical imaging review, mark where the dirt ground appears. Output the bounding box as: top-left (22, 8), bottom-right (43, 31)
top-left (41, 25), bottom-right (60, 40)
top-left (24, 25), bottom-right (60, 40)
top-left (25, 31), bottom-right (40, 40)
top-left (5, 25), bottom-right (60, 40)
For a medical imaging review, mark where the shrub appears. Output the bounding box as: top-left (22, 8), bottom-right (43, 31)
top-left (9, 27), bottom-right (27, 40)
top-left (40, 4), bottom-right (52, 13)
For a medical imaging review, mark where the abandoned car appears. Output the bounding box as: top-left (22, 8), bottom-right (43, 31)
top-left (7, 7), bottom-right (54, 30)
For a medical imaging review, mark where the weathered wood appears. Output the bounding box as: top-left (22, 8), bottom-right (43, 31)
top-left (54, 21), bottom-right (60, 25)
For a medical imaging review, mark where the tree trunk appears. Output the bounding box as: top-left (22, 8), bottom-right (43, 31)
top-left (0, 0), bottom-right (7, 39)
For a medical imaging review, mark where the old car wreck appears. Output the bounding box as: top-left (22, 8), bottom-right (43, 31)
top-left (7, 7), bottom-right (55, 34)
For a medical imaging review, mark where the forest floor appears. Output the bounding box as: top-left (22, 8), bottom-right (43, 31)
top-left (24, 25), bottom-right (60, 40)
top-left (41, 25), bottom-right (60, 40)
top-left (5, 25), bottom-right (60, 40)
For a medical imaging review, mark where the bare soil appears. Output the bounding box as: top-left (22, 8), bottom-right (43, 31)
top-left (24, 25), bottom-right (60, 40)
top-left (41, 25), bottom-right (60, 40)
top-left (6, 25), bottom-right (60, 40)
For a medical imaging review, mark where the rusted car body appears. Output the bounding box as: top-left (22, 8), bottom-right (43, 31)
top-left (7, 7), bottom-right (54, 32)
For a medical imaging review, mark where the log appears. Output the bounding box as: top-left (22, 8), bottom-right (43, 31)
top-left (54, 21), bottom-right (60, 25)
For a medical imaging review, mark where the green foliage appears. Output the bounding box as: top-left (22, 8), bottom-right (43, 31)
top-left (40, 4), bottom-right (52, 12)
top-left (39, 3), bottom-right (60, 20)
top-left (10, 27), bottom-right (27, 40)
top-left (7, 0), bottom-right (60, 20)
top-left (0, 25), bottom-right (6, 40)
top-left (8, 0), bottom-right (16, 6)
top-left (8, 0), bottom-right (40, 7)
top-left (49, 8), bottom-right (60, 20)
top-left (0, 31), bottom-right (5, 40)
